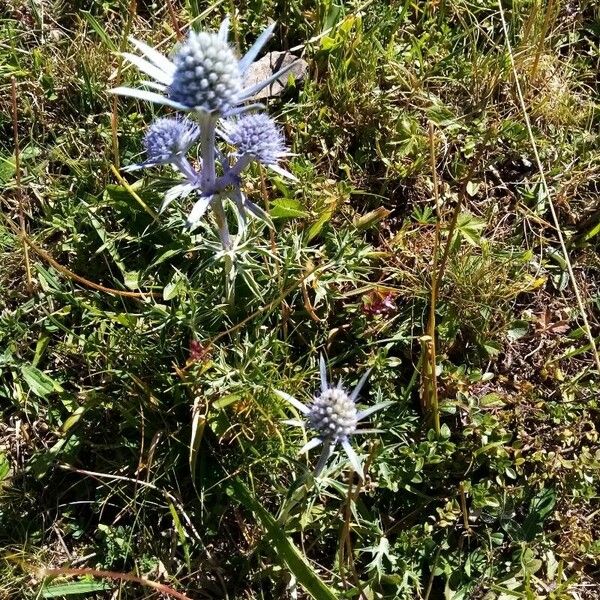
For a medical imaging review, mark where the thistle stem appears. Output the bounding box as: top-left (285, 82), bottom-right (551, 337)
top-left (229, 153), bottom-right (254, 178)
top-left (277, 441), bottom-right (332, 525)
top-left (200, 114), bottom-right (218, 191)
top-left (213, 197), bottom-right (234, 305)
top-left (213, 197), bottom-right (231, 251)
top-left (174, 156), bottom-right (200, 183)
top-left (314, 441), bottom-right (332, 478)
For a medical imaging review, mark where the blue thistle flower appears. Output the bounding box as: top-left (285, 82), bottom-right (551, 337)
top-left (223, 113), bottom-right (286, 165)
top-left (220, 114), bottom-right (296, 180)
top-left (125, 117), bottom-right (199, 169)
top-left (111, 18), bottom-right (296, 117)
top-left (168, 31), bottom-right (243, 115)
top-left (224, 114), bottom-right (285, 164)
top-left (275, 355), bottom-right (391, 480)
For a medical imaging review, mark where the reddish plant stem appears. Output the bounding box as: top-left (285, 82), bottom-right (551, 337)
top-left (11, 77), bottom-right (33, 292)
top-left (41, 567), bottom-right (192, 600)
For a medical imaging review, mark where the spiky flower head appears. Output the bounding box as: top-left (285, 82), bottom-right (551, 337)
top-left (112, 19), bottom-right (298, 116)
top-left (143, 117), bottom-right (200, 165)
top-left (168, 31), bottom-right (242, 114)
top-left (308, 387), bottom-right (358, 441)
top-left (275, 355), bottom-right (391, 480)
top-left (225, 113), bottom-right (286, 165)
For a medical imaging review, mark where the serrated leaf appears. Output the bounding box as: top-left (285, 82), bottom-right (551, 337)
top-left (482, 340), bottom-right (501, 357)
top-left (456, 212), bottom-right (486, 246)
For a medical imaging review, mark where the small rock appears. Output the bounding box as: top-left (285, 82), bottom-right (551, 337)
top-left (243, 51), bottom-right (309, 100)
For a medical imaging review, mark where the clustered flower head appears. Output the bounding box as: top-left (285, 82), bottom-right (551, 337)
top-left (123, 117), bottom-right (199, 172)
top-left (224, 114), bottom-right (285, 163)
top-left (168, 30), bottom-right (243, 114)
top-left (111, 17), bottom-right (297, 246)
top-left (276, 355), bottom-right (390, 480)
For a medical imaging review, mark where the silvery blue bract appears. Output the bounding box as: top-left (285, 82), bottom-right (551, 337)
top-left (275, 355), bottom-right (392, 480)
top-left (111, 17), bottom-right (298, 243)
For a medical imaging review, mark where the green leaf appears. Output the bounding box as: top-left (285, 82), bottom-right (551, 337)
top-left (507, 320), bottom-right (529, 340)
top-left (21, 365), bottom-right (63, 398)
top-left (480, 393), bottom-right (505, 407)
top-left (456, 212), bottom-right (486, 247)
top-left (230, 478), bottom-right (338, 600)
top-left (0, 154), bottom-right (16, 183)
top-left (41, 580), bottom-right (111, 597)
top-left (163, 275), bottom-right (186, 300)
top-left (0, 453), bottom-right (10, 481)
top-left (213, 393), bottom-right (242, 409)
top-left (80, 11), bottom-right (118, 51)
top-left (353, 207), bottom-right (391, 230)
top-left (482, 340), bottom-right (501, 357)
top-left (269, 198), bottom-right (309, 219)
top-left (307, 206), bottom-right (335, 242)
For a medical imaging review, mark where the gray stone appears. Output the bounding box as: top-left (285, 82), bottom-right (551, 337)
top-left (243, 51), bottom-right (309, 100)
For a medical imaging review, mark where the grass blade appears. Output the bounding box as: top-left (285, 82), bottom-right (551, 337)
top-left (230, 478), bottom-right (339, 600)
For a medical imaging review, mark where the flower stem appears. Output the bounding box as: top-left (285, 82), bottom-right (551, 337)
top-left (230, 153), bottom-right (254, 178)
top-left (175, 156), bottom-right (200, 183)
top-left (213, 197), bottom-right (234, 304)
top-left (200, 114), bottom-right (218, 191)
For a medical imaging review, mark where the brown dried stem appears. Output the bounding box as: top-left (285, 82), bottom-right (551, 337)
top-left (11, 77), bottom-right (33, 293)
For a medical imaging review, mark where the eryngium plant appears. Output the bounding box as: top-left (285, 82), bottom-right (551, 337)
top-left (111, 17), bottom-right (296, 248)
top-left (276, 356), bottom-right (391, 479)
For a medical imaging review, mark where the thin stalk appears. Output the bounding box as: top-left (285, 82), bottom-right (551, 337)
top-left (165, 0), bottom-right (183, 40)
top-left (498, 0), bottom-right (600, 374)
top-left (110, 165), bottom-right (159, 222)
top-left (459, 481), bottom-right (472, 535)
top-left (39, 567), bottom-right (192, 600)
top-left (111, 0), bottom-right (137, 168)
top-left (436, 136), bottom-right (490, 287)
top-left (530, 0), bottom-right (557, 82)
top-left (11, 77), bottom-right (32, 293)
top-left (200, 114), bottom-right (218, 191)
top-left (423, 546), bottom-right (442, 600)
top-left (425, 122), bottom-right (441, 433)
top-left (337, 445), bottom-right (376, 600)
top-left (416, 129), bottom-right (489, 427)
top-left (0, 209), bottom-right (159, 299)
